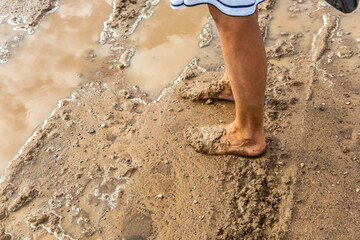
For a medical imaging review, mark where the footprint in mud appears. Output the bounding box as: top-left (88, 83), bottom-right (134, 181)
top-left (121, 211), bottom-right (153, 240)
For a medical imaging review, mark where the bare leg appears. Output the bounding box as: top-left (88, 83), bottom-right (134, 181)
top-left (208, 6), bottom-right (266, 156)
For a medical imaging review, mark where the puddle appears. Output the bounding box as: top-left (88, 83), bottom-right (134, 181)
top-left (0, 24), bottom-right (14, 44)
top-left (126, 0), bottom-right (209, 97)
top-left (338, 9), bottom-right (360, 40)
top-left (267, 0), bottom-right (359, 68)
top-left (0, 24), bottom-right (16, 64)
top-left (266, 0), bottom-right (322, 51)
top-left (0, 0), bottom-right (112, 174)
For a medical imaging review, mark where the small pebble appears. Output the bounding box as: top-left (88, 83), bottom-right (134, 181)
top-left (100, 124), bottom-right (107, 128)
top-left (300, 163), bottom-right (305, 168)
top-left (356, 188), bottom-right (360, 193)
top-left (156, 194), bottom-right (164, 199)
top-left (87, 129), bottom-right (96, 134)
top-left (205, 99), bottom-right (214, 104)
top-left (193, 200), bottom-right (199, 204)
top-left (341, 146), bottom-right (349, 153)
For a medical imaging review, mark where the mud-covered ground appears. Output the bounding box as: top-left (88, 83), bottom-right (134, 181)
top-left (0, 0), bottom-right (359, 239)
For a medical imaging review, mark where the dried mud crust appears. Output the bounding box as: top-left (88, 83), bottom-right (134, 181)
top-left (178, 71), bottom-right (229, 101)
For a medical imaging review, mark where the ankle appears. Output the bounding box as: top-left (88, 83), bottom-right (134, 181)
top-left (230, 122), bottom-right (264, 140)
top-left (220, 72), bottom-right (230, 84)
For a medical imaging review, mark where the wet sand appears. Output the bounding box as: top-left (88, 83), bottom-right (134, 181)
top-left (0, 0), bottom-right (359, 239)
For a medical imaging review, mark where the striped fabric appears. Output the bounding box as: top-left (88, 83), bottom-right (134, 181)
top-left (170, 0), bottom-right (265, 16)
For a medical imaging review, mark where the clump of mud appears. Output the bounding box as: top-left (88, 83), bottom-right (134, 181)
top-left (178, 71), bottom-right (226, 101)
top-left (185, 125), bottom-right (225, 153)
top-left (100, 0), bottom-right (158, 44)
top-left (267, 33), bottom-right (302, 59)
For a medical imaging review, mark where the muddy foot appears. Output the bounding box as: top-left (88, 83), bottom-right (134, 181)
top-left (178, 71), bottom-right (234, 101)
top-left (185, 125), bottom-right (266, 156)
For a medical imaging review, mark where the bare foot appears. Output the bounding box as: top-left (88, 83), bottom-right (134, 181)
top-left (202, 72), bottom-right (234, 101)
top-left (185, 123), bottom-right (266, 156)
top-left (178, 71), bottom-right (234, 101)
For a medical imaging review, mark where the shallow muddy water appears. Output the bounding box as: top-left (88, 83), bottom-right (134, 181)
top-left (338, 8), bottom-right (360, 38)
top-left (0, 0), bottom-right (111, 174)
top-left (266, 0), bottom-right (322, 68)
top-left (126, 0), bottom-right (209, 96)
top-left (266, 0), bottom-right (321, 49)
top-left (0, 24), bottom-right (13, 44)
top-left (267, 0), bottom-right (359, 67)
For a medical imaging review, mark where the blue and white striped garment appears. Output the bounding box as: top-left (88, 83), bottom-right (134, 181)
top-left (170, 0), bottom-right (265, 16)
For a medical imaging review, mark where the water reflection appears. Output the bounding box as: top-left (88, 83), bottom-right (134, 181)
top-left (0, 0), bottom-right (111, 173)
top-left (127, 0), bottom-right (209, 96)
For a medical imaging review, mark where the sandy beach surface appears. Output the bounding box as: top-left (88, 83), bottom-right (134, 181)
top-left (0, 0), bottom-right (359, 239)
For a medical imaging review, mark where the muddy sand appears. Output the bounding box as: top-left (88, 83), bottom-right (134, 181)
top-left (0, 0), bottom-right (359, 239)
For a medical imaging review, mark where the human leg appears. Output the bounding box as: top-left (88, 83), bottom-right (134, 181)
top-left (195, 6), bottom-right (267, 156)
